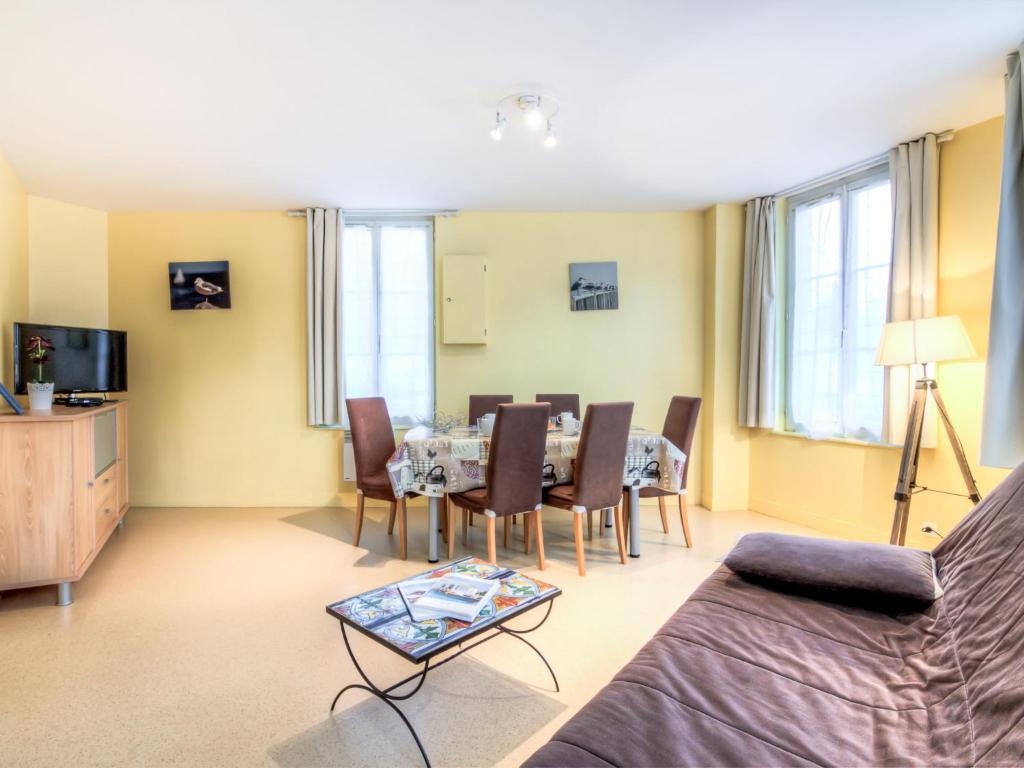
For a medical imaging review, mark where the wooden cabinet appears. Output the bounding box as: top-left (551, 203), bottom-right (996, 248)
top-left (442, 253), bottom-right (488, 344)
top-left (0, 402), bottom-right (129, 605)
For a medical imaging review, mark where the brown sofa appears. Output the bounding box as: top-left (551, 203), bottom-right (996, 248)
top-left (524, 464), bottom-right (1024, 767)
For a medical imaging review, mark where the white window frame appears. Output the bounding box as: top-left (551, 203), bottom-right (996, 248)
top-left (341, 216), bottom-right (435, 428)
top-left (784, 163), bottom-right (890, 441)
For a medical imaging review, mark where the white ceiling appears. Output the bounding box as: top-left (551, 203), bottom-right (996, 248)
top-left (0, 0), bottom-right (1021, 212)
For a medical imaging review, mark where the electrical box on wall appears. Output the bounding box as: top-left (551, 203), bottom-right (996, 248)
top-left (442, 254), bottom-right (488, 344)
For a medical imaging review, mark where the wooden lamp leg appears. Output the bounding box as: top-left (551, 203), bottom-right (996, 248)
top-left (658, 496), bottom-right (669, 534)
top-left (534, 508), bottom-right (546, 570)
top-left (573, 510), bottom-right (586, 576)
top-left (678, 494), bottom-right (692, 548)
top-left (613, 505), bottom-right (627, 564)
top-left (397, 497), bottom-right (408, 560)
top-left (387, 501), bottom-right (396, 535)
top-left (486, 515), bottom-right (497, 565)
top-left (353, 492), bottom-right (365, 547)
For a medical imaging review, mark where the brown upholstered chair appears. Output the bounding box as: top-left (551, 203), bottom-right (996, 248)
top-left (448, 403), bottom-right (550, 568)
top-left (535, 393), bottom-right (580, 420)
top-left (543, 402), bottom-right (634, 575)
top-left (346, 397), bottom-right (419, 560)
top-left (624, 395), bottom-right (701, 548)
top-left (468, 394), bottom-right (514, 424)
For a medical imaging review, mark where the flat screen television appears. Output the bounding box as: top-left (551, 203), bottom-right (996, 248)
top-left (13, 322), bottom-right (127, 394)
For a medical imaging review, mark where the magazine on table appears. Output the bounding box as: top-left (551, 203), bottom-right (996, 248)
top-left (399, 574), bottom-right (499, 623)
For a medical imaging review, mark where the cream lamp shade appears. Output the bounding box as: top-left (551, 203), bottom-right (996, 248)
top-left (875, 315), bottom-right (977, 366)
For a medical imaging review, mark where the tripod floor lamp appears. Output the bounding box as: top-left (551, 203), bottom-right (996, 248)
top-left (875, 315), bottom-right (982, 546)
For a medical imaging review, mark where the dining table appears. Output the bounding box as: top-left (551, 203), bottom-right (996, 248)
top-left (386, 424), bottom-right (687, 562)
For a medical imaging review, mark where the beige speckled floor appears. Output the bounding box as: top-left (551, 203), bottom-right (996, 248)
top-left (0, 501), bottom-right (816, 767)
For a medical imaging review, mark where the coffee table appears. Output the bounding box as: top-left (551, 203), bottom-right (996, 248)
top-left (325, 557), bottom-right (561, 767)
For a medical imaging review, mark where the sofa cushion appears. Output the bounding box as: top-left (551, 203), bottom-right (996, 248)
top-left (524, 566), bottom-right (971, 767)
top-left (723, 532), bottom-right (942, 605)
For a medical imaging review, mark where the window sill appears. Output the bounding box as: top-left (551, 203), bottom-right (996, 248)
top-left (766, 429), bottom-right (903, 451)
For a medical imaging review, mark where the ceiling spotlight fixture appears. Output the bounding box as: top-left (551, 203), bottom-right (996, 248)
top-left (544, 120), bottom-right (558, 149)
top-left (489, 112), bottom-right (507, 141)
top-left (488, 91), bottom-right (560, 148)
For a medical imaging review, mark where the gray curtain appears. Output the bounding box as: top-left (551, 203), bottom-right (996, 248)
top-left (883, 134), bottom-right (939, 446)
top-left (306, 208), bottom-right (343, 426)
top-left (981, 47), bottom-right (1024, 468)
top-left (739, 196), bottom-right (776, 428)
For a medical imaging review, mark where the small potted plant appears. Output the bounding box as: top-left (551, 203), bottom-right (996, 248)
top-left (25, 335), bottom-right (56, 411)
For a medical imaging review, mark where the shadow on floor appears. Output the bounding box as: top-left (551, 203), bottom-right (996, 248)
top-left (267, 656), bottom-right (565, 768)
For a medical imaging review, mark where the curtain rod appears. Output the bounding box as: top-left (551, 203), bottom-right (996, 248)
top-left (772, 130), bottom-right (954, 200)
top-left (286, 208), bottom-right (458, 218)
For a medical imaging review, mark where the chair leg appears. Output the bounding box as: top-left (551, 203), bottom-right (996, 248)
top-left (587, 510), bottom-right (593, 540)
top-left (386, 501), bottom-right (396, 535)
top-left (486, 516), bottom-right (497, 565)
top-left (353, 492), bottom-right (365, 547)
top-left (525, 512), bottom-right (533, 555)
top-left (469, 511), bottom-right (474, 527)
top-left (613, 505), bottom-right (627, 564)
top-left (397, 497), bottom-right (408, 560)
top-left (622, 495), bottom-right (630, 550)
top-left (513, 514), bottom-right (517, 525)
top-left (573, 513), bottom-right (586, 576)
top-left (461, 507), bottom-right (469, 545)
top-left (503, 516), bottom-right (511, 549)
top-left (678, 494), bottom-right (692, 548)
top-left (534, 510), bottom-right (546, 570)
top-left (658, 496), bottom-right (669, 534)
top-left (447, 500), bottom-right (456, 559)
top-left (441, 496), bottom-right (450, 544)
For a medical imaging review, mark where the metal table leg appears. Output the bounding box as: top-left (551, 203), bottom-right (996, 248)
top-left (427, 496), bottom-right (440, 563)
top-left (603, 508), bottom-right (613, 528)
top-left (628, 486), bottom-right (641, 558)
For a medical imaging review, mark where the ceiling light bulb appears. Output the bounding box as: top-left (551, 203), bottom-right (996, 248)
top-left (544, 121), bottom-right (558, 149)
top-left (524, 104), bottom-right (545, 131)
top-left (489, 112), bottom-right (506, 141)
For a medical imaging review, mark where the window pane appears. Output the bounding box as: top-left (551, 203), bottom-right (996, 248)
top-left (844, 180), bottom-right (892, 441)
top-left (790, 196), bottom-right (843, 437)
top-left (342, 226), bottom-right (376, 403)
top-left (378, 225), bottom-right (433, 424)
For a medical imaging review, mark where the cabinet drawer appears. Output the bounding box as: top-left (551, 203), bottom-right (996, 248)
top-left (94, 485), bottom-right (118, 542)
top-left (95, 463), bottom-right (118, 500)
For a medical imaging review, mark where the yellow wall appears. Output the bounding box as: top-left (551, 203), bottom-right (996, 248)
top-left (107, 211), bottom-right (706, 507)
top-left (700, 204), bottom-right (750, 510)
top-left (27, 196), bottom-right (108, 328)
top-left (748, 116), bottom-right (1011, 548)
top-left (434, 212), bottom-right (705, 503)
top-left (0, 149), bottom-right (28, 391)
top-left (108, 212), bottom-right (343, 507)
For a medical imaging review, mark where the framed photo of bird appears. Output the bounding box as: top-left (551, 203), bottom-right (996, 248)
top-left (168, 261), bottom-right (232, 310)
top-left (569, 261), bottom-right (618, 311)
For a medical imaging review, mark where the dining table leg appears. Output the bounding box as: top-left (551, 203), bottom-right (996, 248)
top-left (603, 508), bottom-right (613, 528)
top-left (628, 486), bottom-right (641, 558)
top-left (427, 496), bottom-right (440, 563)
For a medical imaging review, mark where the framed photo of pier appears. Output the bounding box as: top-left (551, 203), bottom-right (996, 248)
top-left (569, 261), bottom-right (619, 311)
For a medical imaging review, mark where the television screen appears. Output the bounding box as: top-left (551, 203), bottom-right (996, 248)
top-left (13, 323), bottom-right (127, 394)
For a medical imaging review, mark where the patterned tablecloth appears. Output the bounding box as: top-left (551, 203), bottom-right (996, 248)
top-left (386, 425), bottom-right (686, 499)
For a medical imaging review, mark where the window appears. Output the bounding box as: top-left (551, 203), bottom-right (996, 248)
top-left (786, 168), bottom-right (892, 442)
top-left (342, 218), bottom-right (434, 426)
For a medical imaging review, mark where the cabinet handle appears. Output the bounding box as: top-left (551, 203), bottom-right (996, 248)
top-left (103, 477), bottom-right (111, 485)
top-left (87, 481), bottom-right (94, 488)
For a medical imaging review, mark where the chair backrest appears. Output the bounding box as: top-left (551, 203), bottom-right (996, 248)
top-left (469, 394), bottom-right (514, 423)
top-left (536, 393), bottom-right (580, 420)
top-left (345, 397), bottom-right (396, 493)
top-left (484, 403), bottom-right (551, 516)
top-left (573, 402), bottom-right (634, 510)
top-left (661, 396), bottom-right (702, 489)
